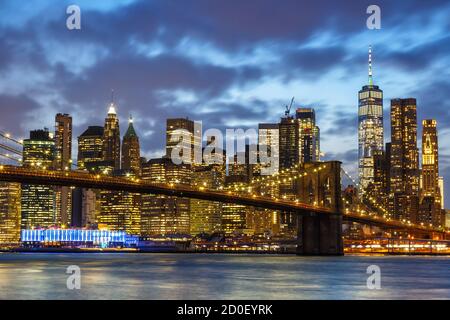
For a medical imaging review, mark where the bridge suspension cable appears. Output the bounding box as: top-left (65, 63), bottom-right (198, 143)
top-left (0, 153), bottom-right (21, 163)
top-left (0, 131), bottom-right (23, 146)
top-left (0, 143), bottom-right (22, 156)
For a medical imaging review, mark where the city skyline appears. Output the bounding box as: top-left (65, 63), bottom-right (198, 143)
top-left (0, 0), bottom-right (449, 207)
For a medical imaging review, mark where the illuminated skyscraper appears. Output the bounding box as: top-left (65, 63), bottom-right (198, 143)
top-left (166, 118), bottom-right (201, 165)
top-left (54, 113), bottom-right (72, 226)
top-left (358, 46), bottom-right (384, 191)
top-left (141, 158), bottom-right (191, 236)
top-left (21, 129), bottom-right (56, 228)
top-left (389, 98), bottom-right (419, 222)
top-left (258, 123), bottom-right (279, 174)
top-left (102, 95), bottom-right (121, 169)
top-left (54, 114), bottom-right (72, 170)
top-left (121, 115), bottom-right (141, 175)
top-left (77, 126), bottom-right (104, 170)
top-left (0, 182), bottom-right (21, 244)
top-left (296, 108), bottom-right (320, 163)
top-left (279, 116), bottom-right (299, 170)
top-left (419, 120), bottom-right (443, 227)
top-left (190, 165), bottom-right (224, 235)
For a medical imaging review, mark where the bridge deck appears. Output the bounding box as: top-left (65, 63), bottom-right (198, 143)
top-left (0, 165), bottom-right (447, 236)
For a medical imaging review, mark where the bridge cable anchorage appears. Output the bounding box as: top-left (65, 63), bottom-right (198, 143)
top-left (0, 131), bottom-right (23, 146)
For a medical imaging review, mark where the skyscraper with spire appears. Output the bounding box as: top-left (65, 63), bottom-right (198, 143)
top-left (102, 91), bottom-right (121, 170)
top-left (358, 45), bottom-right (384, 191)
top-left (122, 115), bottom-right (141, 175)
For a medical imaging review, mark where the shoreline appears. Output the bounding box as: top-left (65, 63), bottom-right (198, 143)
top-left (1, 248), bottom-right (449, 256)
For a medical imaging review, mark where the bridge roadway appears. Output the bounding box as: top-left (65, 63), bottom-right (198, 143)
top-left (0, 165), bottom-right (447, 237)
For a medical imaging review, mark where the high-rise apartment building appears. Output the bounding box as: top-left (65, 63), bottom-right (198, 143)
top-left (389, 98), bottom-right (419, 222)
top-left (21, 129), bottom-right (56, 228)
top-left (358, 46), bottom-right (384, 191)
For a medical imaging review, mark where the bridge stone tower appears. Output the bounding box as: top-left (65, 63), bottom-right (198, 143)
top-left (295, 161), bottom-right (343, 255)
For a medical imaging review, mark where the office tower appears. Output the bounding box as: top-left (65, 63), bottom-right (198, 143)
top-left (279, 116), bottom-right (300, 170)
top-left (166, 118), bottom-right (201, 165)
top-left (439, 177), bottom-right (444, 210)
top-left (418, 120), bottom-right (443, 227)
top-left (190, 165), bottom-right (224, 235)
top-left (389, 98), bottom-right (419, 222)
top-left (141, 158), bottom-right (191, 235)
top-left (358, 46), bottom-right (384, 191)
top-left (296, 108), bottom-right (320, 162)
top-left (258, 123), bottom-right (279, 174)
top-left (222, 203), bottom-right (247, 236)
top-left (103, 97), bottom-right (121, 169)
top-left (77, 126), bottom-right (104, 170)
top-left (226, 145), bottom-right (256, 185)
top-left (121, 115), bottom-right (141, 175)
top-left (98, 184), bottom-right (141, 235)
top-left (21, 129), bottom-right (56, 228)
top-left (71, 187), bottom-right (97, 228)
top-left (0, 182), bottom-right (21, 244)
top-left (369, 142), bottom-right (391, 211)
top-left (54, 113), bottom-right (72, 226)
top-left (54, 114), bottom-right (72, 170)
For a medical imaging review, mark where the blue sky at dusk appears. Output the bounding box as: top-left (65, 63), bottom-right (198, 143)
top-left (0, 0), bottom-right (449, 206)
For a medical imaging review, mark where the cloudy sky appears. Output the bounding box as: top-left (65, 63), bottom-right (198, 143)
top-left (0, 0), bottom-right (449, 205)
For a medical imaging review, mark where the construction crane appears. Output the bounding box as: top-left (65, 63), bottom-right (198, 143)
top-left (284, 96), bottom-right (295, 117)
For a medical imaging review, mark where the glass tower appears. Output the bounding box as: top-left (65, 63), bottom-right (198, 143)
top-left (358, 45), bottom-right (384, 191)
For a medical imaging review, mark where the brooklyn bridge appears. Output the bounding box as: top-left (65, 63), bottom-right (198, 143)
top-left (0, 161), bottom-right (448, 255)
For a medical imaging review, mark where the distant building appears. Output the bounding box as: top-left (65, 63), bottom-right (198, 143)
top-left (358, 46), bottom-right (384, 191)
top-left (54, 113), bottom-right (72, 226)
top-left (121, 115), bottom-right (141, 176)
top-left (102, 97), bottom-right (121, 170)
top-left (258, 123), bottom-right (279, 174)
top-left (77, 126), bottom-right (104, 170)
top-left (141, 158), bottom-right (192, 236)
top-left (21, 129), bottom-right (56, 228)
top-left (0, 182), bottom-right (21, 244)
top-left (296, 108), bottom-right (320, 163)
top-left (166, 118), bottom-right (201, 165)
top-left (389, 98), bottom-right (420, 223)
top-left (418, 119), bottom-right (443, 227)
top-left (190, 165), bottom-right (224, 236)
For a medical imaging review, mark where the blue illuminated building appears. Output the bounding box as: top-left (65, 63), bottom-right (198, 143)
top-left (21, 229), bottom-right (138, 248)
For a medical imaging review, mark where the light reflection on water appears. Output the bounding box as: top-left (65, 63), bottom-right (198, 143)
top-left (0, 253), bottom-right (449, 299)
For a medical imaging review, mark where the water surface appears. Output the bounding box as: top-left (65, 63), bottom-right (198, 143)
top-left (0, 253), bottom-right (449, 299)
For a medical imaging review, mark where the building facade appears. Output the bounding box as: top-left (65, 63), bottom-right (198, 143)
top-left (358, 46), bottom-right (384, 191)
top-left (419, 119), bottom-right (443, 227)
top-left (389, 98), bottom-right (419, 223)
top-left (102, 100), bottom-right (121, 170)
top-left (21, 129), bottom-right (56, 228)
top-left (0, 182), bottom-right (21, 244)
top-left (121, 116), bottom-right (141, 175)
top-left (54, 113), bottom-right (72, 226)
top-left (141, 158), bottom-right (192, 236)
